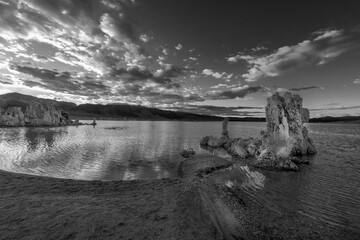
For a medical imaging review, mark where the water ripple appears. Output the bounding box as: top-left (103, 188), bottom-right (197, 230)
top-left (0, 121), bottom-right (359, 234)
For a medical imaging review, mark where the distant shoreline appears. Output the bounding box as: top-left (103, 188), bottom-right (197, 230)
top-left (2, 93), bottom-right (359, 124)
top-left (1, 118), bottom-right (359, 128)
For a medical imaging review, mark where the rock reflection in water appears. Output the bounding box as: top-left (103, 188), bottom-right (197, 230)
top-left (25, 127), bottom-right (67, 150)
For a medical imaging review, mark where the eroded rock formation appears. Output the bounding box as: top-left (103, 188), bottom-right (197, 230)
top-left (200, 91), bottom-right (316, 171)
top-left (0, 101), bottom-right (78, 127)
top-left (222, 117), bottom-right (229, 137)
top-left (264, 92), bottom-right (316, 156)
top-left (179, 148), bottom-right (196, 158)
top-left (0, 107), bottom-right (25, 127)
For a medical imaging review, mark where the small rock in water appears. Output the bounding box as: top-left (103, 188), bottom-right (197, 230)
top-left (179, 148), bottom-right (196, 158)
top-left (104, 126), bottom-right (129, 130)
top-left (222, 117), bottom-right (229, 137)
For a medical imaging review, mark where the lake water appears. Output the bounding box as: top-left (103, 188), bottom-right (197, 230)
top-left (0, 121), bottom-right (359, 235)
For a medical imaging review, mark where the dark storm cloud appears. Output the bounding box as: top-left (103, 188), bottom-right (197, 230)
top-left (0, 80), bottom-right (12, 85)
top-left (0, 2), bottom-right (33, 37)
top-left (206, 86), bottom-right (265, 100)
top-left (114, 83), bottom-right (263, 104)
top-left (11, 64), bottom-right (71, 82)
top-left (310, 105), bottom-right (360, 111)
top-left (22, 80), bottom-right (46, 88)
top-left (110, 66), bottom-right (181, 89)
top-left (110, 67), bottom-right (153, 80)
top-left (190, 105), bottom-right (263, 111)
top-left (179, 105), bottom-right (263, 116)
top-left (117, 82), bottom-right (203, 103)
top-left (288, 86), bottom-right (320, 91)
top-left (82, 81), bottom-right (109, 91)
top-left (166, 105), bottom-right (264, 117)
top-left (148, 93), bottom-right (204, 104)
top-left (11, 64), bottom-right (110, 95)
top-left (154, 65), bottom-right (188, 78)
top-left (0, 73), bottom-right (15, 85)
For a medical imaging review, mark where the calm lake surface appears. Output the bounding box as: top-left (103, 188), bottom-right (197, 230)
top-left (0, 121), bottom-right (359, 234)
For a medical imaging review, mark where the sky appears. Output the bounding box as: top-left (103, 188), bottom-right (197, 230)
top-left (0, 0), bottom-right (360, 118)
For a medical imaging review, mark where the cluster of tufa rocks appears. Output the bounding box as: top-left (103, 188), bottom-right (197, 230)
top-left (0, 101), bottom-right (81, 127)
top-left (179, 148), bottom-right (196, 158)
top-left (200, 91), bottom-right (317, 171)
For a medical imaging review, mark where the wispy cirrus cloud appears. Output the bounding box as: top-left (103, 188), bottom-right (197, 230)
top-left (228, 29), bottom-right (360, 82)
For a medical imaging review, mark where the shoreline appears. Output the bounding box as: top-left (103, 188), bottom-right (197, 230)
top-left (0, 121), bottom-right (97, 129)
top-left (0, 156), bottom-right (356, 240)
top-left (0, 155), bottom-right (244, 240)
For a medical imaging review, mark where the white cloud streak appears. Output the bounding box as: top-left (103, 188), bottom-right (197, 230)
top-left (227, 29), bottom-right (360, 82)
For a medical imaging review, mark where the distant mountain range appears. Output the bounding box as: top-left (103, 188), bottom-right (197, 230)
top-left (0, 92), bottom-right (358, 123)
top-left (309, 116), bottom-right (360, 123)
top-left (0, 92), bottom-right (232, 121)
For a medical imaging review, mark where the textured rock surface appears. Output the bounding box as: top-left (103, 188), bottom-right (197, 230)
top-left (222, 117), bottom-right (229, 136)
top-left (179, 148), bottom-right (196, 158)
top-left (200, 91), bottom-right (316, 171)
top-left (265, 92), bottom-right (316, 156)
top-left (0, 107), bottom-right (25, 127)
top-left (24, 101), bottom-right (70, 126)
top-left (0, 101), bottom-right (77, 127)
top-left (253, 149), bottom-right (299, 171)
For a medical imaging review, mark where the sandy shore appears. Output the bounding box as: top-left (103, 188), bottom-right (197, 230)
top-left (0, 155), bottom-right (355, 240)
top-left (0, 155), bottom-right (242, 240)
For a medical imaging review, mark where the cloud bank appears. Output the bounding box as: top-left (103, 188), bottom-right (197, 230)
top-left (228, 29), bottom-right (360, 82)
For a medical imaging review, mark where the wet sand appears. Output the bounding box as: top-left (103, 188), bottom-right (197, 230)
top-left (0, 155), bottom-right (355, 240)
top-left (0, 155), bottom-right (241, 240)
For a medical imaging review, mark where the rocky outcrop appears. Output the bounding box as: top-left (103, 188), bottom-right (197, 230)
top-left (222, 117), bottom-right (229, 136)
top-left (253, 149), bottom-right (299, 171)
top-left (179, 148), bottom-right (196, 158)
top-left (23, 101), bottom-right (70, 127)
top-left (265, 92), bottom-right (316, 156)
top-left (201, 135), bottom-right (263, 160)
top-left (0, 101), bottom-right (81, 127)
top-left (0, 107), bottom-right (25, 127)
top-left (200, 91), bottom-right (316, 171)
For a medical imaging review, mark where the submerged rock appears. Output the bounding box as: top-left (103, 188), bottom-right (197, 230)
top-left (179, 148), bottom-right (196, 158)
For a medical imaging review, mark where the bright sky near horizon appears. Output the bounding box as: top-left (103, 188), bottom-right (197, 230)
top-left (0, 0), bottom-right (360, 117)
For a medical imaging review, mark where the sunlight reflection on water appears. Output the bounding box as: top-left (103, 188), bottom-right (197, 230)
top-left (0, 121), bottom-right (360, 233)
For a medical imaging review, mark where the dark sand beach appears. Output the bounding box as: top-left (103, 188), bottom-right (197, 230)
top-left (0, 155), bottom-right (354, 240)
